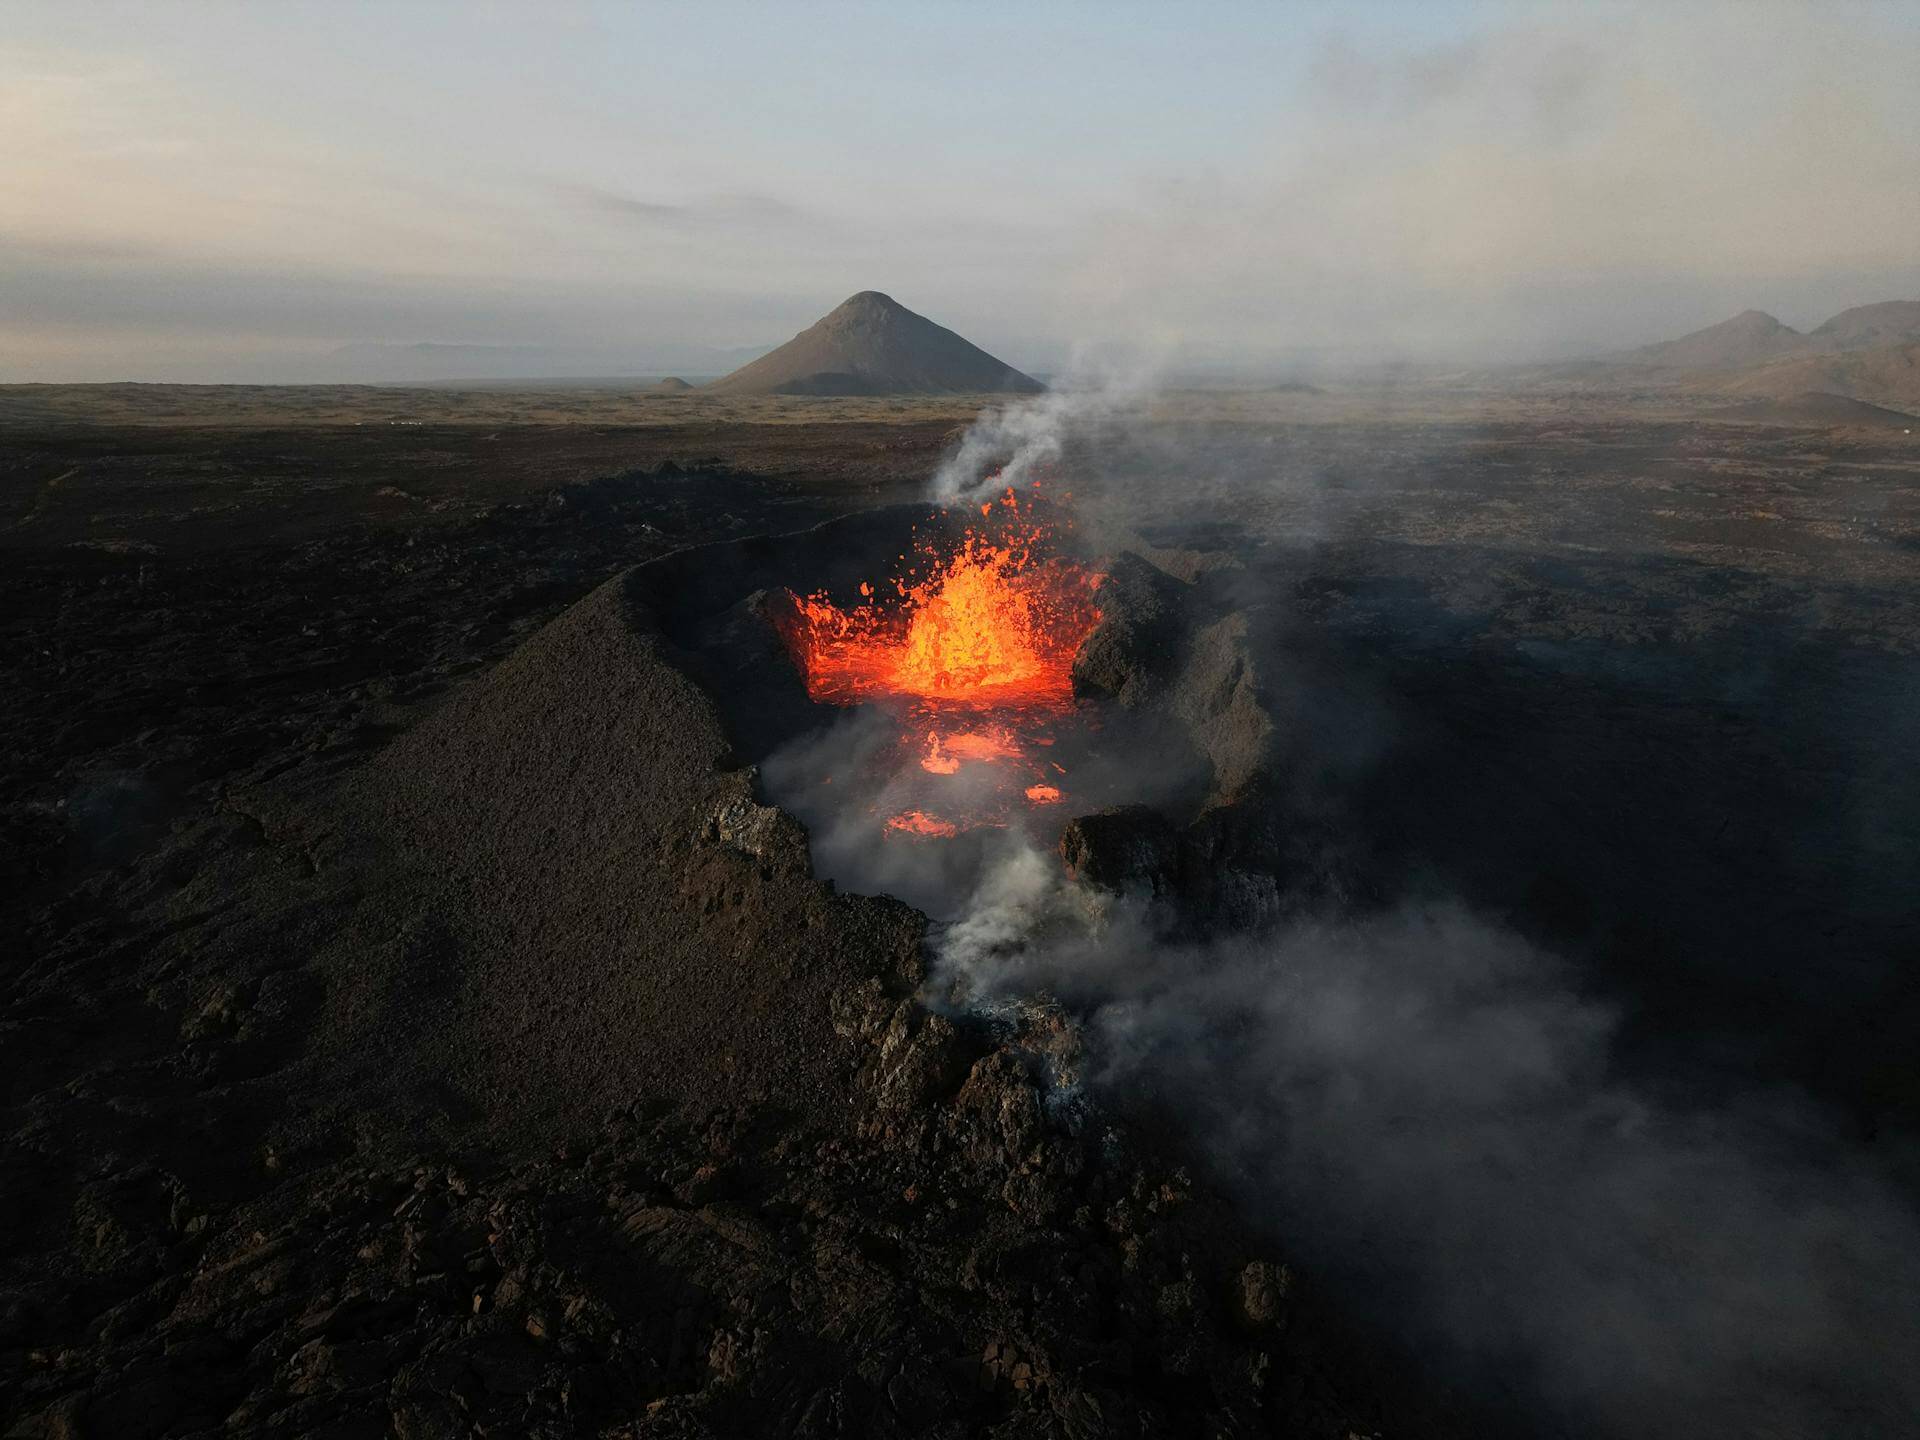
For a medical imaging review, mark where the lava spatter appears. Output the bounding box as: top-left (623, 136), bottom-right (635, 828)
top-left (777, 487), bottom-right (1102, 836)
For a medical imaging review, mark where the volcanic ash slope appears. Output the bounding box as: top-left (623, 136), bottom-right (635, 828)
top-left (305, 567), bottom-right (927, 1145)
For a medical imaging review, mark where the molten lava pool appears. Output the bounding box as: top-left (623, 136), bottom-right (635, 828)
top-left (776, 488), bottom-right (1102, 837)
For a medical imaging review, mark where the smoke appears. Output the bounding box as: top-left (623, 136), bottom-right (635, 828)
top-left (903, 384), bottom-right (1920, 1434)
top-left (931, 840), bottom-right (1920, 1437)
top-left (759, 706), bottom-right (1034, 915)
top-left (752, 350), bottom-right (1920, 1435)
top-left (929, 355), bottom-right (1161, 507)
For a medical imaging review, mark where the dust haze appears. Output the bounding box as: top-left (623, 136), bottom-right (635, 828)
top-left (5, 4), bottom-right (1917, 380)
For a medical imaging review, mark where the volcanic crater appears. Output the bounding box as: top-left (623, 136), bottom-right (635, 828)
top-left (628, 496), bottom-right (1290, 927)
top-left (9, 457), bottom-right (1464, 1438)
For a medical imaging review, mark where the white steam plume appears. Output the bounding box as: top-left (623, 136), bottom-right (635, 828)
top-left (929, 356), bottom-right (1160, 506)
top-left (932, 840), bottom-right (1920, 1438)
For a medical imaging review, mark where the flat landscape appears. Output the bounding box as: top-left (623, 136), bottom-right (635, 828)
top-left (5, 384), bottom-right (1919, 1437)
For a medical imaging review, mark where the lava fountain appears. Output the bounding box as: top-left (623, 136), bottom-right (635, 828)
top-left (776, 487), bottom-right (1103, 839)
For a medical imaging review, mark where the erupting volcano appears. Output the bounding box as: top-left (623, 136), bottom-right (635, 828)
top-left (777, 487), bottom-right (1102, 836)
top-left (783, 488), bottom-right (1100, 705)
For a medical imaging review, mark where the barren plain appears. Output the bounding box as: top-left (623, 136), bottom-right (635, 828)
top-left (4, 385), bottom-right (1918, 1438)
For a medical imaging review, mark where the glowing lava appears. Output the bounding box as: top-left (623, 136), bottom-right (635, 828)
top-left (782, 489), bottom-right (1100, 710)
top-left (777, 488), bottom-right (1102, 837)
top-left (919, 727), bottom-right (1023, 775)
top-left (885, 810), bottom-right (959, 839)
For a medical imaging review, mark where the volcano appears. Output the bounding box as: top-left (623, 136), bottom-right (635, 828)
top-left (705, 291), bottom-right (1043, 396)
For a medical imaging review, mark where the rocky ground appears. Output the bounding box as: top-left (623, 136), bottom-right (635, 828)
top-left (1, 424), bottom-right (1462, 1437)
top-left (4, 403), bottom-right (1918, 1436)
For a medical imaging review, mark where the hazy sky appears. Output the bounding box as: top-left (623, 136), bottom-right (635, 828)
top-left (5, 0), bottom-right (1918, 380)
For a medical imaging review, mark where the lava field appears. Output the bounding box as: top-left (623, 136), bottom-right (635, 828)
top-left (5, 408), bottom-right (1920, 1438)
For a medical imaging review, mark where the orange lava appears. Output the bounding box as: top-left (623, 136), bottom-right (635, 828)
top-left (885, 810), bottom-right (959, 838)
top-left (779, 487), bottom-right (1101, 838)
top-left (944, 729), bottom-right (1023, 761)
top-left (919, 741), bottom-right (962, 775)
top-left (781, 490), bottom-right (1101, 710)
top-left (918, 727), bottom-right (1024, 774)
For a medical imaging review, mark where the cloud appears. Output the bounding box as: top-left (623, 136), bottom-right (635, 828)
top-left (4, 4), bottom-right (1918, 377)
top-left (564, 182), bottom-right (810, 229)
top-left (1057, 10), bottom-right (1920, 359)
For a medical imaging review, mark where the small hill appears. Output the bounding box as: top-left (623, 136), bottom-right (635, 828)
top-left (1809, 301), bottom-right (1920, 351)
top-left (306, 564), bottom-right (926, 1140)
top-left (705, 291), bottom-right (1042, 397)
top-left (1720, 344), bottom-right (1920, 412)
top-left (1636, 309), bottom-right (1805, 369)
top-left (647, 376), bottom-right (694, 393)
top-left (1582, 302), bottom-right (1920, 410)
top-left (1711, 390), bottom-right (1919, 429)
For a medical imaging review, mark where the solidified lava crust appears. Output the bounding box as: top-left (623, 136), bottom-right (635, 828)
top-left (0, 493), bottom-right (1461, 1439)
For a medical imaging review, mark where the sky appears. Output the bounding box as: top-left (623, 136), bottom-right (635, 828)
top-left (4, 0), bottom-right (1918, 381)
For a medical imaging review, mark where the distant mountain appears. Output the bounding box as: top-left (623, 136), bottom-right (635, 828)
top-left (1535, 300), bottom-right (1920, 412)
top-left (1635, 310), bottom-right (1806, 369)
top-left (1807, 301), bottom-right (1920, 351)
top-left (1711, 390), bottom-right (1919, 429)
top-left (704, 292), bottom-right (1041, 397)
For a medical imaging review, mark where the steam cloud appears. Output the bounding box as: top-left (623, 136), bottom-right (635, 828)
top-left (931, 840), bottom-right (1920, 1437)
top-left (930, 360), bottom-right (1158, 507)
top-left (758, 374), bottom-right (1920, 1437)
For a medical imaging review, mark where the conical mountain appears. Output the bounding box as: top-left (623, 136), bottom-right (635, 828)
top-left (705, 292), bottom-right (1042, 396)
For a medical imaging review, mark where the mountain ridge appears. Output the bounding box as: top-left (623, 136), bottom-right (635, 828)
top-left (1530, 299), bottom-right (1920, 412)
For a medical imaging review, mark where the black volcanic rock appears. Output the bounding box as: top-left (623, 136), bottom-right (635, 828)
top-left (1059, 804), bottom-right (1181, 897)
top-left (705, 291), bottom-right (1042, 396)
top-left (1072, 551), bottom-right (1192, 706)
top-left (1074, 549), bottom-right (1275, 810)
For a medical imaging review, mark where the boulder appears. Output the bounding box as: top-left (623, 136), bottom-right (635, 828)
top-left (1072, 552), bottom-right (1191, 707)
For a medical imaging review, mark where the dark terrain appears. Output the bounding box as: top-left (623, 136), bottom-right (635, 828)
top-left (3, 394), bottom-right (1918, 1437)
